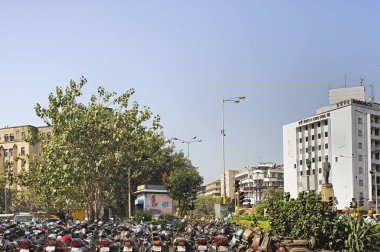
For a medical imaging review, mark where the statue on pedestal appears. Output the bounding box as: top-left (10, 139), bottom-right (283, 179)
top-left (322, 156), bottom-right (331, 184)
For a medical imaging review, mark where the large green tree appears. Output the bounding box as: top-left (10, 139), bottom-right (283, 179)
top-left (18, 77), bottom-right (183, 219)
top-left (167, 167), bottom-right (203, 218)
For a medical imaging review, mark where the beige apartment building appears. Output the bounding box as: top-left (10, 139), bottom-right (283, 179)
top-left (203, 179), bottom-right (221, 197)
top-left (0, 125), bottom-right (50, 190)
top-left (220, 169), bottom-right (239, 198)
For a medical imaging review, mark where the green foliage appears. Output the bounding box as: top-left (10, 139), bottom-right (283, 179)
top-left (328, 215), bottom-right (380, 252)
top-left (233, 219), bottom-right (271, 231)
top-left (132, 210), bottom-right (153, 223)
top-left (240, 214), bottom-right (252, 221)
top-left (158, 213), bottom-right (176, 226)
top-left (167, 167), bottom-right (203, 218)
top-left (269, 191), bottom-right (336, 249)
top-left (193, 195), bottom-right (222, 216)
top-left (252, 202), bottom-right (268, 221)
top-left (17, 77), bottom-right (187, 218)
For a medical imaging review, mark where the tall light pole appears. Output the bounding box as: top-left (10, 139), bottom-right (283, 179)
top-left (222, 96), bottom-right (245, 204)
top-left (172, 136), bottom-right (202, 159)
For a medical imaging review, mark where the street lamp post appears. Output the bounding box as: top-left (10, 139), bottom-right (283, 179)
top-left (222, 96), bottom-right (245, 204)
top-left (172, 136), bottom-right (202, 159)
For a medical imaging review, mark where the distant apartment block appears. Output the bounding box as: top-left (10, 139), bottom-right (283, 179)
top-left (221, 169), bottom-right (239, 198)
top-left (202, 179), bottom-right (221, 197)
top-left (0, 125), bottom-right (50, 190)
top-left (235, 162), bottom-right (284, 207)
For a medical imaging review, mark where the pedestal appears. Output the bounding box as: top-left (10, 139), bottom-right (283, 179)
top-left (321, 183), bottom-right (334, 202)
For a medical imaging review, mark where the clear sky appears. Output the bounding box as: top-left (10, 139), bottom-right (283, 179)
top-left (1, 1), bottom-right (380, 183)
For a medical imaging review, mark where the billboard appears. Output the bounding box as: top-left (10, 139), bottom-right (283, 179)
top-left (145, 193), bottom-right (173, 215)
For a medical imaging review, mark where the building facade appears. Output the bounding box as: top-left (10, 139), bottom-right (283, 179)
top-left (283, 86), bottom-right (380, 211)
top-left (0, 125), bottom-right (50, 190)
top-left (220, 169), bottom-right (239, 198)
top-left (235, 163), bottom-right (284, 207)
top-left (202, 179), bottom-right (221, 197)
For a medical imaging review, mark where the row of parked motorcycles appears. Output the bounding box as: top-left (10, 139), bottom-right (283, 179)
top-left (0, 218), bottom-right (317, 252)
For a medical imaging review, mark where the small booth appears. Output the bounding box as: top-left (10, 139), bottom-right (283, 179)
top-left (134, 185), bottom-right (174, 218)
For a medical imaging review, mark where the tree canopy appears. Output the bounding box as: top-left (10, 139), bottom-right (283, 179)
top-left (167, 167), bottom-right (203, 218)
top-left (18, 77), bottom-right (190, 219)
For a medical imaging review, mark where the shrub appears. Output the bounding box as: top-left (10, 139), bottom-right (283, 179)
top-left (269, 191), bottom-right (336, 249)
top-left (330, 215), bottom-right (380, 251)
top-left (132, 210), bottom-right (153, 222)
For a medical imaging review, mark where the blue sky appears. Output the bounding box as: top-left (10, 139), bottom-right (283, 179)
top-left (1, 1), bottom-right (380, 183)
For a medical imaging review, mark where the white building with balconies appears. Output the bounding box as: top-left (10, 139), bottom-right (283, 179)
top-left (283, 86), bottom-right (380, 211)
top-left (235, 162), bottom-right (284, 207)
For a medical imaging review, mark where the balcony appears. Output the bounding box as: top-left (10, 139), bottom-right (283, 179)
top-left (372, 134), bottom-right (380, 141)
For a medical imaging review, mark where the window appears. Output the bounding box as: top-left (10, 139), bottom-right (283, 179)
top-left (312, 135), bottom-right (315, 140)
top-left (325, 120), bottom-right (328, 126)
top-left (376, 153), bottom-right (379, 160)
top-left (358, 130), bottom-right (362, 136)
top-left (376, 117), bottom-right (379, 123)
top-left (4, 150), bottom-right (8, 157)
top-left (376, 129), bottom-right (379, 136)
top-left (319, 168), bottom-right (322, 174)
top-left (306, 147), bottom-right (309, 153)
top-left (312, 146), bottom-right (315, 151)
top-left (335, 156), bottom-right (338, 162)
top-left (20, 147), bottom-right (25, 156)
top-left (358, 118), bottom-right (362, 124)
top-left (319, 156), bottom-right (322, 162)
top-left (312, 169), bottom-right (315, 175)
top-left (294, 164), bottom-right (297, 168)
top-left (325, 132), bottom-right (328, 137)
top-left (311, 124), bottom-right (314, 129)
top-left (305, 126), bottom-right (308, 130)
top-left (377, 164), bottom-right (380, 172)
top-left (305, 136), bottom-right (308, 142)
top-left (359, 180), bottom-right (363, 186)
top-left (9, 149), bottom-right (13, 157)
top-left (318, 145), bottom-right (321, 150)
top-left (299, 138), bottom-right (302, 143)
top-left (359, 167), bottom-right (363, 174)
top-left (21, 132), bottom-right (26, 139)
top-left (358, 142), bottom-right (362, 149)
top-left (9, 134), bottom-right (14, 141)
top-left (359, 155), bottom-right (363, 161)
top-left (4, 134), bottom-right (9, 142)
top-left (298, 128), bottom-right (302, 132)
top-left (300, 171), bottom-right (303, 176)
top-left (312, 158), bottom-right (315, 163)
top-left (325, 143), bottom-right (329, 149)
top-left (300, 160), bottom-right (303, 165)
top-left (318, 133), bottom-right (321, 139)
top-left (318, 122), bottom-right (321, 127)
top-left (375, 141), bottom-right (380, 148)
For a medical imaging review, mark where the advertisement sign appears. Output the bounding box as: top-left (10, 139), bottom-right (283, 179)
top-left (146, 193), bottom-right (173, 215)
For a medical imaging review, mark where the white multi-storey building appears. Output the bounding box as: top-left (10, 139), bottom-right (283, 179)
top-left (283, 86), bottom-right (380, 211)
top-left (235, 162), bottom-right (284, 207)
